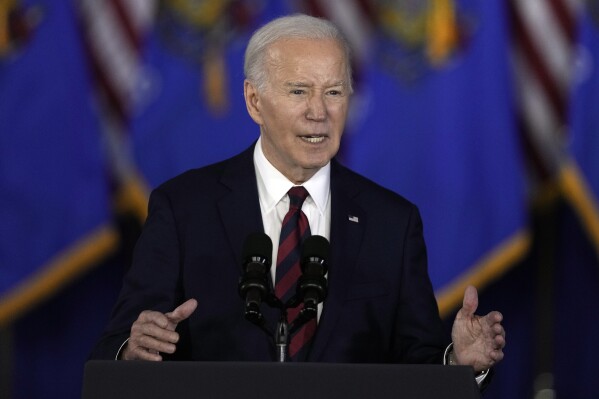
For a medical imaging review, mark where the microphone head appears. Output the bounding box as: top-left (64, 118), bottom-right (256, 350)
top-left (298, 235), bottom-right (329, 305)
top-left (242, 232), bottom-right (273, 266)
top-left (301, 235), bottom-right (331, 264)
top-left (301, 235), bottom-right (329, 263)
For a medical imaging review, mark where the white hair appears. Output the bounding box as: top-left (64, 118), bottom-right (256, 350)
top-left (244, 14), bottom-right (353, 93)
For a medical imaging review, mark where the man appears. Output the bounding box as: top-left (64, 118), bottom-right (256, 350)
top-left (90, 14), bottom-right (505, 378)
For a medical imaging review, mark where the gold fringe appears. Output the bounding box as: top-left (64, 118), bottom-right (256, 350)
top-left (558, 160), bottom-right (599, 255)
top-left (436, 229), bottom-right (531, 318)
top-left (426, 0), bottom-right (458, 65)
top-left (0, 225), bottom-right (119, 327)
top-left (113, 175), bottom-right (150, 223)
top-left (0, 0), bottom-right (15, 55)
top-left (203, 52), bottom-right (228, 116)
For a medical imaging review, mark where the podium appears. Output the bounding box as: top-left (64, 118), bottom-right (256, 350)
top-left (82, 361), bottom-right (481, 399)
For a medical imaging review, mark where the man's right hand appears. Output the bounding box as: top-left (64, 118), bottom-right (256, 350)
top-left (121, 298), bottom-right (198, 361)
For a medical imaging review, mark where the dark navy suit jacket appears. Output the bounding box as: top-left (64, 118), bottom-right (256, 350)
top-left (90, 144), bottom-right (447, 363)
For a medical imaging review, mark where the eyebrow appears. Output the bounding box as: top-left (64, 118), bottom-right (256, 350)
top-left (285, 82), bottom-right (311, 88)
top-left (284, 81), bottom-right (347, 88)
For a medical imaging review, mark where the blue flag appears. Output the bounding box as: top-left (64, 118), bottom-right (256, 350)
top-left (0, 1), bottom-right (113, 326)
top-left (343, 0), bottom-right (527, 315)
top-left (565, 9), bottom-right (599, 253)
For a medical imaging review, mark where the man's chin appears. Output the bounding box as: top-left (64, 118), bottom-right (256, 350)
top-left (300, 157), bottom-right (330, 170)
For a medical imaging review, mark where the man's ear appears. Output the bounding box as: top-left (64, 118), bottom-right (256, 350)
top-left (244, 80), bottom-right (263, 125)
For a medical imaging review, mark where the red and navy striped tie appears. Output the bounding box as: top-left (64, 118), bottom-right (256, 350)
top-left (275, 186), bottom-right (316, 360)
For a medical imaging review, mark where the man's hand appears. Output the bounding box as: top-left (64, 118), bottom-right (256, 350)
top-left (121, 299), bottom-right (198, 361)
top-left (451, 286), bottom-right (505, 372)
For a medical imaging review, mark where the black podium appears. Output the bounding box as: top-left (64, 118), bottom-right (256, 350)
top-left (82, 361), bottom-right (480, 399)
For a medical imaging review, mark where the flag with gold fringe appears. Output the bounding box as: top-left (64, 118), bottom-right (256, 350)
top-left (0, 0), bottom-right (115, 327)
top-left (338, 0), bottom-right (528, 317)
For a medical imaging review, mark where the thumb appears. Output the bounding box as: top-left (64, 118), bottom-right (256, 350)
top-left (166, 298), bottom-right (198, 324)
top-left (460, 285), bottom-right (478, 318)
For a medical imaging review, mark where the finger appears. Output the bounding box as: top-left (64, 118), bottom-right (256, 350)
top-left (492, 323), bottom-right (505, 336)
top-left (129, 312), bottom-right (181, 355)
top-left (485, 311), bottom-right (503, 324)
top-left (133, 322), bottom-right (180, 345)
top-left (122, 343), bottom-right (163, 361)
top-left (132, 347), bottom-right (163, 361)
top-left (494, 334), bottom-right (506, 349)
top-left (489, 349), bottom-right (504, 362)
top-left (460, 285), bottom-right (478, 317)
top-left (137, 310), bottom-right (171, 330)
top-left (165, 298), bottom-right (198, 325)
top-left (136, 334), bottom-right (177, 354)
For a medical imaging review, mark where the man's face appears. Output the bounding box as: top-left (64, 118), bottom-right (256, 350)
top-left (244, 38), bottom-right (351, 184)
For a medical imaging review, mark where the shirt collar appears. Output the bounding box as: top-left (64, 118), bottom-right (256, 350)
top-left (254, 136), bottom-right (330, 214)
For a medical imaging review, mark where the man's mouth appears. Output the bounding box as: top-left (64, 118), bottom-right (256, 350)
top-left (300, 135), bottom-right (326, 144)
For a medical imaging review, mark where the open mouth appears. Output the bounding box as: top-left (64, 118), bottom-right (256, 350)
top-left (300, 135), bottom-right (326, 144)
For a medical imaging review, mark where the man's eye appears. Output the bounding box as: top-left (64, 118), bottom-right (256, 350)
top-left (328, 89), bottom-right (345, 96)
top-left (291, 89), bottom-right (305, 95)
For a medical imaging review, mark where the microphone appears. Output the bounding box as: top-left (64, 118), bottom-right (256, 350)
top-left (297, 235), bottom-right (329, 320)
top-left (238, 233), bottom-right (273, 324)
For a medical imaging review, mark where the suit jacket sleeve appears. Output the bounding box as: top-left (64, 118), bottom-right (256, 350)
top-left (89, 187), bottom-right (186, 360)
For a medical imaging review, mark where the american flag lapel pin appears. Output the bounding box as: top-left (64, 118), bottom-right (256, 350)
top-left (348, 215), bottom-right (359, 223)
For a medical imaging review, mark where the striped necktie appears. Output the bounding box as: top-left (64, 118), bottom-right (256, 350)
top-left (275, 186), bottom-right (316, 360)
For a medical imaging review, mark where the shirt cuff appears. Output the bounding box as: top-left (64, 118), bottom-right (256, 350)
top-left (443, 342), bottom-right (490, 386)
top-left (116, 338), bottom-right (129, 360)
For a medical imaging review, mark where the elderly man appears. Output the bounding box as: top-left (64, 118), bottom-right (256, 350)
top-left (90, 14), bottom-right (505, 379)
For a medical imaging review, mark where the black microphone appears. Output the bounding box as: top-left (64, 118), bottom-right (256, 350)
top-left (238, 233), bottom-right (273, 324)
top-left (297, 235), bottom-right (329, 320)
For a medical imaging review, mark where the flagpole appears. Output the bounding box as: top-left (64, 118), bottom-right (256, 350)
top-left (531, 193), bottom-right (558, 398)
top-left (0, 326), bottom-right (14, 399)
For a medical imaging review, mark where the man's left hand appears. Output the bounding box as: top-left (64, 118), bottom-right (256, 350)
top-left (451, 285), bottom-right (506, 372)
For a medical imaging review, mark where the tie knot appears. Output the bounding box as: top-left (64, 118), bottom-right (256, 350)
top-left (288, 186), bottom-right (309, 210)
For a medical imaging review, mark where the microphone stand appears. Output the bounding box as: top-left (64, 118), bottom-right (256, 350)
top-left (275, 298), bottom-right (318, 362)
top-left (240, 235), bottom-right (329, 362)
top-left (275, 311), bottom-right (289, 363)
top-left (244, 294), bottom-right (317, 363)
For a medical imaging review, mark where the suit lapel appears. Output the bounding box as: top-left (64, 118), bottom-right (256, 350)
top-left (217, 144), bottom-right (281, 336)
top-left (217, 144), bottom-right (264, 267)
top-left (308, 160), bottom-right (366, 361)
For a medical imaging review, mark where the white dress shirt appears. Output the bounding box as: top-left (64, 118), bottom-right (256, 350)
top-left (253, 137), bottom-right (331, 321)
top-left (253, 136), bottom-right (331, 283)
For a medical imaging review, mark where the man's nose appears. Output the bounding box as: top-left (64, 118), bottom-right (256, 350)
top-left (306, 94), bottom-right (327, 121)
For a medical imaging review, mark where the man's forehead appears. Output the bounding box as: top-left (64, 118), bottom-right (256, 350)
top-left (265, 40), bottom-right (346, 72)
top-left (260, 37), bottom-right (350, 89)
top-left (266, 37), bottom-right (345, 58)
